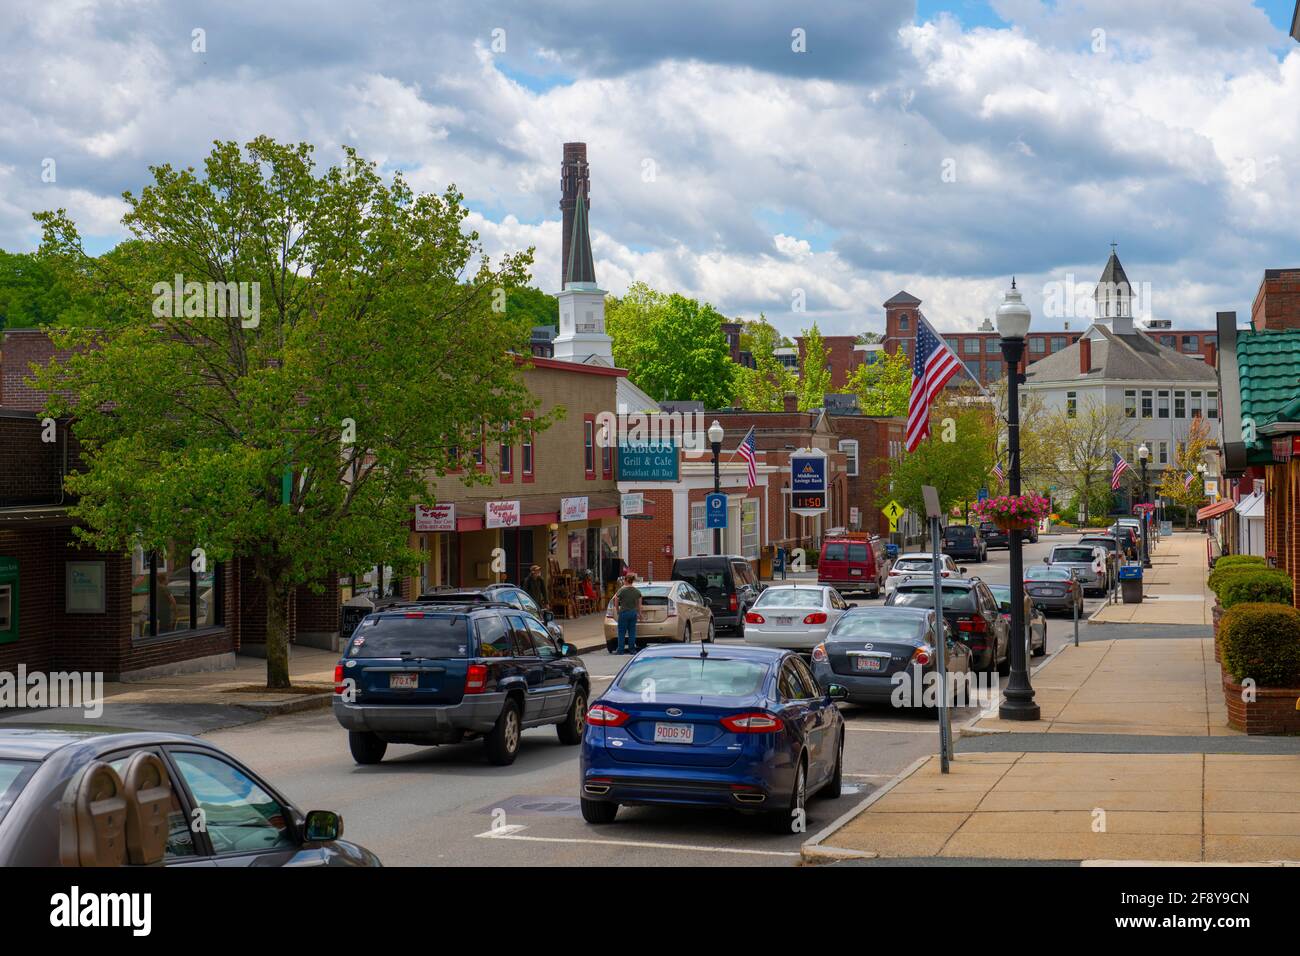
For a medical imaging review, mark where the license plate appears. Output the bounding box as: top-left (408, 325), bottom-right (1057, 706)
top-left (653, 722), bottom-right (695, 744)
top-left (389, 673), bottom-right (418, 689)
top-left (853, 657), bottom-right (884, 672)
top-left (775, 617), bottom-right (793, 625)
top-left (850, 569), bottom-right (862, 575)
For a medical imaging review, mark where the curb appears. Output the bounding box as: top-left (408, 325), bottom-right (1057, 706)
top-left (238, 691), bottom-right (333, 716)
top-left (800, 754), bottom-right (930, 865)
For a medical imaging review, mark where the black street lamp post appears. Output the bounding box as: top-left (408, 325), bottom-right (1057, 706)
top-left (996, 280), bottom-right (1040, 722)
top-left (708, 420), bottom-right (724, 555)
top-left (1138, 443), bottom-right (1152, 568)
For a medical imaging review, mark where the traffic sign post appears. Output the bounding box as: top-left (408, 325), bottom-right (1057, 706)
top-left (921, 485), bottom-right (951, 774)
top-left (704, 493), bottom-right (727, 529)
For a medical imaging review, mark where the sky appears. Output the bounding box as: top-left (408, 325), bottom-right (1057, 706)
top-left (2, 0), bottom-right (1298, 338)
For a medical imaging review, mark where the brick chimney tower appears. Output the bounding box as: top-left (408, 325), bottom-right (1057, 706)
top-left (560, 143), bottom-right (591, 288)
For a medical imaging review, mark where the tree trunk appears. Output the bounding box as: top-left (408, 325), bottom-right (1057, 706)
top-left (263, 571), bottom-right (293, 690)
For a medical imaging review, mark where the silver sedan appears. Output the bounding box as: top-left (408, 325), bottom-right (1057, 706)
top-left (742, 585), bottom-right (852, 651)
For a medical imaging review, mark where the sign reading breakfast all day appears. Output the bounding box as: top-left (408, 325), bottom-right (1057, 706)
top-left (414, 503), bottom-right (455, 532)
top-left (617, 441), bottom-right (679, 481)
top-left (485, 500), bottom-right (521, 529)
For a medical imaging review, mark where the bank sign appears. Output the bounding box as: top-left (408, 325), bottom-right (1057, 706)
top-left (790, 450), bottom-right (828, 515)
top-left (617, 442), bottom-right (679, 482)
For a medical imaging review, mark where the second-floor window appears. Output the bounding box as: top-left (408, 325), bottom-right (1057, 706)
top-left (898, 314), bottom-right (909, 331)
top-left (1190, 391), bottom-right (1203, 418)
top-left (499, 423), bottom-right (512, 479)
top-left (1174, 391), bottom-right (1186, 418)
top-left (839, 439), bottom-right (859, 477)
top-left (1141, 390), bottom-right (1153, 419)
top-left (1158, 391), bottom-right (1170, 419)
top-left (522, 416), bottom-right (534, 480)
top-left (1124, 390), bottom-right (1136, 418)
top-left (1066, 392), bottom-right (1077, 418)
top-left (1208, 390), bottom-right (1219, 419)
top-left (584, 416), bottom-right (595, 479)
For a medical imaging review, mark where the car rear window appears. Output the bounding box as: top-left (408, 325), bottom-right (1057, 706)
top-left (945, 526), bottom-right (974, 538)
top-left (894, 558), bottom-right (933, 572)
top-left (0, 760), bottom-right (37, 825)
top-left (1054, 548), bottom-right (1097, 563)
top-left (1025, 566), bottom-right (1072, 580)
top-left (848, 543), bottom-right (869, 562)
top-left (1081, 538), bottom-right (1115, 549)
top-left (822, 543), bottom-right (847, 561)
top-left (829, 615), bottom-right (925, 640)
top-left (674, 562), bottom-right (727, 594)
top-left (755, 588), bottom-right (824, 608)
top-left (615, 657), bottom-right (768, 697)
top-left (347, 614), bottom-right (471, 658)
top-left (893, 587), bottom-right (976, 611)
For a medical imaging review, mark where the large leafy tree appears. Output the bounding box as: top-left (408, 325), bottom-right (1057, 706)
top-left (33, 137), bottom-right (546, 688)
top-left (797, 323), bottom-right (833, 411)
top-left (606, 282), bottom-right (736, 406)
top-left (1041, 396), bottom-right (1137, 523)
top-left (0, 249), bottom-right (96, 329)
top-left (847, 347), bottom-right (910, 416)
top-left (873, 394), bottom-right (996, 519)
top-left (733, 313), bottom-right (797, 411)
top-left (506, 286), bottom-right (559, 329)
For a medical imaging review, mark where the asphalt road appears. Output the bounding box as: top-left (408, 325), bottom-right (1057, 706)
top-left (200, 537), bottom-right (1114, 867)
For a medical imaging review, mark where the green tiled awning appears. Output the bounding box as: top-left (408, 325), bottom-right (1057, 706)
top-left (1237, 328), bottom-right (1300, 461)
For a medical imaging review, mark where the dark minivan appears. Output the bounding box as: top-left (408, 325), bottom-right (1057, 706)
top-left (333, 604), bottom-right (589, 767)
top-left (670, 555), bottom-right (763, 635)
top-left (942, 525), bottom-right (987, 562)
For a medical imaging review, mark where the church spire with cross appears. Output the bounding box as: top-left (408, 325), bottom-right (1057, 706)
top-left (552, 142), bottom-right (611, 364)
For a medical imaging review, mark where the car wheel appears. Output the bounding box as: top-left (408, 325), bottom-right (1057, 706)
top-left (348, 731), bottom-right (387, 765)
top-left (486, 698), bottom-right (522, 766)
top-left (581, 797), bottom-right (618, 824)
top-left (705, 618), bottom-right (716, 643)
top-left (1032, 631), bottom-right (1047, 657)
top-left (606, 641), bottom-right (616, 654)
top-left (997, 644), bottom-right (1011, 677)
top-left (768, 759), bottom-right (808, 833)
top-left (556, 687), bottom-right (586, 745)
top-left (818, 733), bottom-right (844, 800)
top-left (682, 622), bottom-right (692, 644)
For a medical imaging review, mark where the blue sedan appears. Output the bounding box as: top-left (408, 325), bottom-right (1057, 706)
top-left (579, 644), bottom-right (846, 832)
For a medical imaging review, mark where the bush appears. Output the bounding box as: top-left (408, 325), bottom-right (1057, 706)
top-left (1217, 570), bottom-right (1294, 610)
top-left (1213, 555), bottom-right (1267, 570)
top-left (1208, 563), bottom-right (1271, 597)
top-left (1219, 602), bottom-right (1300, 686)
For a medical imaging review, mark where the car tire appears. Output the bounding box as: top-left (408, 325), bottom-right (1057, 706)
top-left (819, 733), bottom-right (844, 800)
top-left (485, 698), bottom-right (522, 766)
top-left (556, 687), bottom-right (587, 745)
top-left (348, 731), bottom-right (387, 765)
top-left (997, 646), bottom-right (1011, 677)
top-left (1032, 633), bottom-right (1047, 657)
top-left (682, 622), bottom-right (692, 644)
top-left (606, 641), bottom-right (617, 654)
top-left (581, 797), bottom-right (618, 824)
top-left (705, 618), bottom-right (716, 643)
top-left (768, 758), bottom-right (808, 833)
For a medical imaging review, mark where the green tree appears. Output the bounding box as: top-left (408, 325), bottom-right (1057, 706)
top-left (797, 323), bottom-right (832, 411)
top-left (1157, 415), bottom-right (1215, 528)
top-left (33, 137), bottom-right (549, 688)
top-left (606, 282), bottom-right (736, 406)
top-left (1041, 396), bottom-right (1137, 524)
top-left (733, 313), bottom-right (797, 410)
top-left (873, 396), bottom-right (996, 519)
top-left (506, 286), bottom-right (559, 329)
top-left (846, 347), bottom-right (910, 416)
top-left (0, 249), bottom-right (95, 329)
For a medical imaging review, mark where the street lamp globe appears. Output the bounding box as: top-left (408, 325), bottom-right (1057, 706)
top-left (708, 420), bottom-right (724, 445)
top-left (995, 278), bottom-right (1032, 341)
top-left (1196, 463), bottom-right (1207, 474)
top-left (1138, 443), bottom-right (1150, 461)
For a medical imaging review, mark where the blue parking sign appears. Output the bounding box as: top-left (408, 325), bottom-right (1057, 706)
top-left (978, 487), bottom-right (988, 502)
top-left (705, 492), bottom-right (728, 529)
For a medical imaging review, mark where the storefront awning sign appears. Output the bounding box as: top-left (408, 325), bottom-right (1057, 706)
top-left (485, 500), bottom-right (521, 529)
top-left (561, 496), bottom-right (589, 522)
top-left (414, 503), bottom-right (455, 532)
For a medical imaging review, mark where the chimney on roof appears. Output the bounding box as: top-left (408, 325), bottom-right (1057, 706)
top-left (783, 391), bottom-right (799, 413)
top-left (1206, 340), bottom-right (1216, 370)
top-left (1079, 336), bottom-right (1092, 375)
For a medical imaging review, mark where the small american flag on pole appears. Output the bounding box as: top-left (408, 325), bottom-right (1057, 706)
top-left (905, 316), bottom-right (964, 451)
top-left (735, 425), bottom-right (758, 491)
top-left (1111, 450), bottom-right (1131, 490)
top-left (1183, 470), bottom-right (1196, 490)
top-left (992, 461), bottom-right (1005, 484)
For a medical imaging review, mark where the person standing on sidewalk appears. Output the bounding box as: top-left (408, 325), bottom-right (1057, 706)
top-left (614, 573), bottom-right (642, 655)
top-left (524, 564), bottom-right (549, 612)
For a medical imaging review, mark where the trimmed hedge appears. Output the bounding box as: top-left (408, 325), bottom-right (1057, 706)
top-left (1218, 569), bottom-right (1294, 610)
top-left (1208, 562), bottom-right (1274, 597)
top-left (1219, 602), bottom-right (1300, 687)
top-left (1213, 555), bottom-right (1268, 571)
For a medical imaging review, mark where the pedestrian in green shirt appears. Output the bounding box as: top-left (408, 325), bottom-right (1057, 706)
top-left (614, 574), bottom-right (642, 655)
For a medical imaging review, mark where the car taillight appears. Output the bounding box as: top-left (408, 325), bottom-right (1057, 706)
top-left (729, 593), bottom-right (738, 612)
top-left (811, 643), bottom-right (827, 663)
top-left (888, 569), bottom-right (900, 576)
top-left (403, 611), bottom-right (424, 618)
top-left (941, 570), bottom-right (950, 577)
top-left (957, 616), bottom-right (988, 633)
top-left (912, 646), bottom-right (933, 666)
top-left (666, 600), bottom-right (678, 618)
top-left (745, 611), bottom-right (765, 624)
top-left (803, 612), bottom-right (828, 624)
top-left (464, 663), bottom-right (488, 695)
top-left (586, 704), bottom-right (629, 726)
top-left (721, 712), bottom-right (783, 733)
top-left (333, 664), bottom-right (345, 695)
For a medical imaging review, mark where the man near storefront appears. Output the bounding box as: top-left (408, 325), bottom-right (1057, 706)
top-left (524, 564), bottom-right (549, 610)
top-left (614, 573), bottom-right (642, 655)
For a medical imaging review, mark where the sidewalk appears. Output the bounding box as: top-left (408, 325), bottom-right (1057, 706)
top-left (1090, 531), bottom-right (1214, 626)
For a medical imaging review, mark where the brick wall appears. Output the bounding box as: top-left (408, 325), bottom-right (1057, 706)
top-left (0, 329), bottom-right (77, 411)
top-left (0, 416), bottom-right (66, 506)
top-left (1251, 269), bottom-right (1300, 332)
top-left (624, 489), bottom-right (675, 581)
top-left (1223, 674), bottom-right (1300, 734)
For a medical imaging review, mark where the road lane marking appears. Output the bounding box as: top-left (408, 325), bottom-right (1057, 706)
top-left (474, 826), bottom-right (800, 858)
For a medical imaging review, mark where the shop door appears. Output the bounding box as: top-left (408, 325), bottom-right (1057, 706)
top-left (500, 528), bottom-right (533, 586)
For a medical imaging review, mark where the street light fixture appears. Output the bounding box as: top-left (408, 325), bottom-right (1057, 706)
top-left (1138, 443), bottom-right (1152, 568)
top-left (996, 279), bottom-right (1039, 722)
top-left (708, 420), bottom-right (724, 555)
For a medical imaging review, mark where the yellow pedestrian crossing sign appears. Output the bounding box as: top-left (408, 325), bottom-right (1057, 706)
top-left (882, 500), bottom-right (904, 532)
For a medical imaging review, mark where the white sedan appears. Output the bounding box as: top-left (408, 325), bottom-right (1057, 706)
top-left (743, 585), bottom-right (852, 651)
top-left (883, 553), bottom-right (967, 596)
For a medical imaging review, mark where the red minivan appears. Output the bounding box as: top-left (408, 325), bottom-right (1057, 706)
top-left (817, 532), bottom-right (887, 597)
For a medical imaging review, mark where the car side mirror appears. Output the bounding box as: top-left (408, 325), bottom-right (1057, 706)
top-left (959, 567), bottom-right (968, 574)
top-left (303, 809), bottom-right (344, 842)
top-left (846, 602), bottom-right (860, 609)
top-left (560, 642), bottom-right (575, 657)
top-left (826, 684), bottom-right (849, 701)
top-left (543, 609), bottom-right (555, 624)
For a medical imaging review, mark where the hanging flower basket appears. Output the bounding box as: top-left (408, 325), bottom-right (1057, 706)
top-left (972, 494), bottom-right (1051, 532)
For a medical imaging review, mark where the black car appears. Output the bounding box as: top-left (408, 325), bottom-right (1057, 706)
top-left (333, 603), bottom-right (589, 766)
top-left (810, 606), bottom-right (972, 709)
top-left (0, 729), bottom-right (380, 867)
top-left (942, 524), bottom-right (987, 562)
top-left (416, 584), bottom-right (564, 642)
top-left (670, 555), bottom-right (764, 634)
top-left (884, 577), bottom-right (1010, 676)
top-left (977, 521), bottom-right (1009, 550)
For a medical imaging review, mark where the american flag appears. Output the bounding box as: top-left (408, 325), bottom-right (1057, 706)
top-left (905, 316), bottom-right (964, 451)
top-left (992, 461), bottom-right (1005, 484)
top-left (1111, 450), bottom-right (1131, 490)
top-left (735, 425), bottom-right (758, 490)
top-left (1183, 470), bottom-right (1196, 490)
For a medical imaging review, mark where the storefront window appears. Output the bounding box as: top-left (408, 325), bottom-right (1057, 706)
top-left (742, 500), bottom-right (759, 559)
top-left (132, 543), bottom-right (223, 639)
top-left (690, 502), bottom-right (709, 555)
